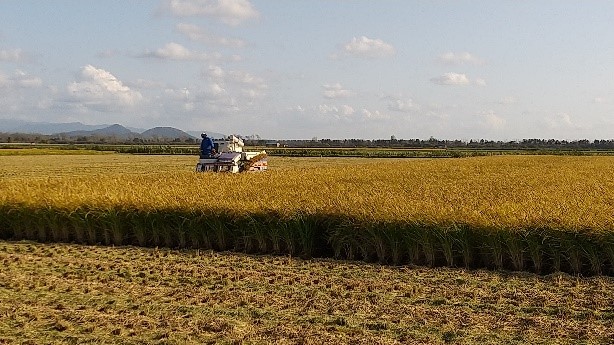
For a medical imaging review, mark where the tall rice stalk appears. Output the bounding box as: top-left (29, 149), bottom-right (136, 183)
top-left (561, 231), bottom-right (583, 275)
top-left (434, 226), bottom-right (456, 267)
top-left (32, 209), bottom-right (47, 242)
top-left (5, 206), bottom-right (27, 241)
top-left (582, 235), bottom-right (605, 276)
top-left (174, 212), bottom-right (189, 249)
top-left (186, 211), bottom-right (211, 249)
top-left (46, 208), bottom-right (64, 242)
top-left (101, 209), bottom-right (125, 246)
top-left (402, 223), bottom-right (422, 265)
top-left (603, 232), bottom-right (614, 275)
top-left (243, 214), bottom-right (270, 253)
top-left (129, 211), bottom-right (150, 246)
top-left (483, 229), bottom-right (505, 270)
top-left (453, 225), bottom-right (475, 268)
top-left (546, 232), bottom-right (563, 273)
top-left (290, 213), bottom-right (320, 258)
top-left (364, 224), bottom-right (388, 264)
top-left (205, 215), bottom-right (232, 251)
top-left (524, 229), bottom-right (545, 274)
top-left (327, 220), bottom-right (356, 260)
top-left (148, 212), bottom-right (175, 248)
top-left (69, 210), bottom-right (87, 244)
top-left (504, 229), bottom-right (526, 271)
top-left (84, 210), bottom-right (99, 245)
top-left (0, 206), bottom-right (12, 239)
top-left (383, 224), bottom-right (406, 266)
top-left (415, 223), bottom-right (436, 267)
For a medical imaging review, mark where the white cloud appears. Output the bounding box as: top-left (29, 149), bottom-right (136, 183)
top-left (387, 98), bottom-right (418, 112)
top-left (322, 83), bottom-right (354, 99)
top-left (438, 52), bottom-right (485, 65)
top-left (361, 108), bottom-right (389, 120)
top-left (339, 105), bottom-right (355, 116)
top-left (593, 97), bottom-right (607, 104)
top-left (161, 0), bottom-right (259, 26)
top-left (0, 71), bottom-right (9, 88)
top-left (127, 79), bottom-right (167, 90)
top-left (228, 70), bottom-right (267, 100)
top-left (176, 23), bottom-right (246, 48)
top-left (474, 78), bottom-right (487, 86)
top-left (139, 42), bottom-right (212, 60)
top-left (204, 65), bottom-right (226, 80)
top-left (339, 36), bottom-right (396, 59)
top-left (228, 70), bottom-right (266, 89)
top-left (207, 82), bottom-right (227, 97)
top-left (317, 104), bottom-right (355, 116)
top-left (481, 110), bottom-right (505, 129)
top-left (66, 65), bottom-right (142, 112)
top-left (290, 105), bottom-right (305, 112)
top-left (161, 65), bottom-right (267, 117)
top-left (499, 96), bottom-right (518, 105)
top-left (0, 48), bottom-right (27, 62)
top-left (0, 69), bottom-right (52, 116)
top-left (0, 70), bottom-right (43, 89)
top-left (13, 70), bottom-right (42, 88)
top-left (430, 73), bottom-right (470, 86)
top-left (545, 113), bottom-right (582, 130)
top-left (161, 84), bottom-right (240, 116)
top-left (164, 87), bottom-right (190, 100)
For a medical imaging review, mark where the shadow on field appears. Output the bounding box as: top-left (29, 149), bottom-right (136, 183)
top-left (1, 204), bottom-right (614, 276)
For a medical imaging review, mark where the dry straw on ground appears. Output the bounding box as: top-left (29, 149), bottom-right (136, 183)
top-left (1, 241), bottom-right (613, 344)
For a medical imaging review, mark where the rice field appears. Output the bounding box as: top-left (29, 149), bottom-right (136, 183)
top-left (2, 153), bottom-right (614, 275)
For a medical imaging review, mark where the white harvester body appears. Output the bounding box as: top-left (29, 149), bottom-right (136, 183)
top-left (195, 135), bottom-right (268, 173)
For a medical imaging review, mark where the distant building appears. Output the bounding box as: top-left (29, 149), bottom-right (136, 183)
top-left (265, 141), bottom-right (280, 147)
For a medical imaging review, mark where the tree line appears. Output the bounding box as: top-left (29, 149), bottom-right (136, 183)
top-left (264, 137), bottom-right (614, 150)
top-left (3, 131), bottom-right (614, 150)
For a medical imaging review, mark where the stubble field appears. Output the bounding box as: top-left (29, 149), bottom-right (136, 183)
top-left (1, 240), bottom-right (613, 344)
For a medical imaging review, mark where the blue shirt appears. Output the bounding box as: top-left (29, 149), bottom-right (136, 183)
top-left (200, 137), bottom-right (214, 155)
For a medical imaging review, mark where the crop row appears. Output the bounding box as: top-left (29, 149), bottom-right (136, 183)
top-left (2, 205), bottom-right (614, 276)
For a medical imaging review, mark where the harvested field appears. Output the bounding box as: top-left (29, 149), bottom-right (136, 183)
top-left (1, 241), bottom-right (613, 344)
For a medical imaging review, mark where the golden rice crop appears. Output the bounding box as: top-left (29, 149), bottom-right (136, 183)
top-left (1, 154), bottom-right (614, 274)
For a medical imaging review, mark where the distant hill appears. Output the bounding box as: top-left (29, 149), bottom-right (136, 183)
top-left (61, 124), bottom-right (138, 139)
top-left (91, 124), bottom-right (136, 137)
top-left (0, 120), bottom-right (108, 135)
top-left (60, 124), bottom-right (208, 141)
top-left (141, 127), bottom-right (195, 139)
top-left (1, 119), bottom-right (224, 141)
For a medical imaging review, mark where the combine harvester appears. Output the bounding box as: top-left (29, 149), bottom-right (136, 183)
top-left (195, 135), bottom-right (268, 173)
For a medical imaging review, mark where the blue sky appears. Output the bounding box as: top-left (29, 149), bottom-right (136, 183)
top-left (1, 1), bottom-right (614, 140)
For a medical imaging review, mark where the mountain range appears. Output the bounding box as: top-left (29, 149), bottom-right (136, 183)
top-left (0, 120), bottom-right (225, 139)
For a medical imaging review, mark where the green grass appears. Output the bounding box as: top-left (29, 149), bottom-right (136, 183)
top-left (1, 240), bottom-right (613, 344)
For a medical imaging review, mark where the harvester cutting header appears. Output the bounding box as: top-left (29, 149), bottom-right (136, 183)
top-left (195, 133), bottom-right (268, 173)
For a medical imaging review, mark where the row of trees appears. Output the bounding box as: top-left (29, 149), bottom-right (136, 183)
top-left (0, 133), bottom-right (197, 145)
top-left (273, 137), bottom-right (614, 150)
top-left (3, 131), bottom-right (614, 150)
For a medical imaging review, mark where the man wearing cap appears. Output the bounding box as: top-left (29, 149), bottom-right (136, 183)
top-left (200, 133), bottom-right (214, 158)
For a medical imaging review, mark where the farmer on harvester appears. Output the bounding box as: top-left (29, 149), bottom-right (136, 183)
top-left (200, 133), bottom-right (215, 158)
